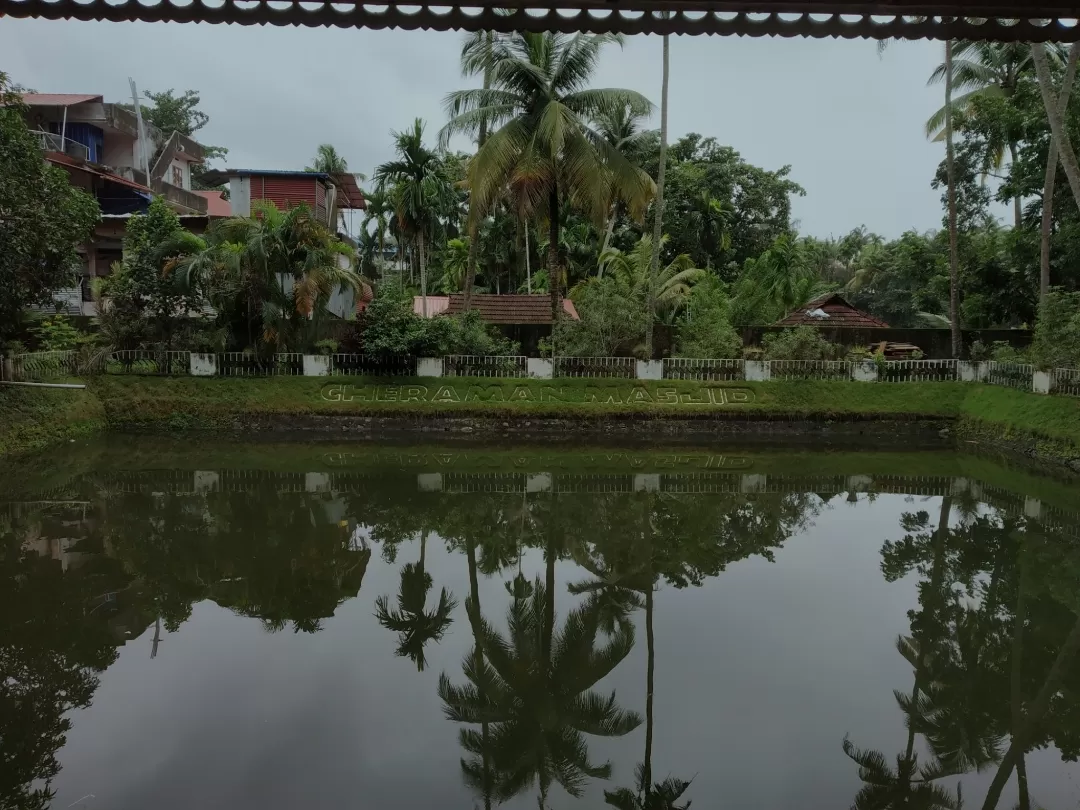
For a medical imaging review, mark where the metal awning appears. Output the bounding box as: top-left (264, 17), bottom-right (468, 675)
top-left (0, 0), bottom-right (1076, 41)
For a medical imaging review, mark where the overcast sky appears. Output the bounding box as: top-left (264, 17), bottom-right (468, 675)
top-left (2, 20), bottom-right (961, 238)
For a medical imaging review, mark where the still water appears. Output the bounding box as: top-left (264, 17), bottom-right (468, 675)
top-left (3, 439), bottom-right (1080, 810)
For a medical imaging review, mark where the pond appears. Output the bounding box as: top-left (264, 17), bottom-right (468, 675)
top-left (3, 439), bottom-right (1080, 810)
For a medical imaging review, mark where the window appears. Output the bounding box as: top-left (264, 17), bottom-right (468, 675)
top-left (172, 165), bottom-right (184, 188)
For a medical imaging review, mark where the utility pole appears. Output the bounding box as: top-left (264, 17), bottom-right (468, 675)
top-left (128, 78), bottom-right (153, 183)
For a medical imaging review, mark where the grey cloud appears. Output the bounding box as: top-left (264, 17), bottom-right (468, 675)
top-left (3, 20), bottom-right (958, 237)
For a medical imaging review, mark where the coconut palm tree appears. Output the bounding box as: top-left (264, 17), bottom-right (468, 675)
top-left (438, 574), bottom-right (641, 807)
top-left (456, 29), bottom-right (501, 311)
top-left (375, 531), bottom-right (458, 672)
top-left (440, 31), bottom-right (654, 321)
top-left (170, 201), bottom-right (359, 351)
top-left (841, 735), bottom-right (959, 810)
top-left (1037, 45), bottom-right (1080, 305)
top-left (605, 765), bottom-right (692, 810)
top-left (645, 28), bottom-right (670, 359)
top-left (375, 119), bottom-right (456, 316)
top-left (596, 235), bottom-right (705, 322)
top-left (593, 101), bottom-right (656, 267)
top-left (306, 143), bottom-right (352, 175)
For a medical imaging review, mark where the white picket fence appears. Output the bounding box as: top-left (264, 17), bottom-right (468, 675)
top-left (444, 355), bottom-right (527, 378)
top-left (3, 350), bottom-right (1078, 400)
top-left (553, 356), bottom-right (636, 379)
top-left (663, 358), bottom-right (745, 381)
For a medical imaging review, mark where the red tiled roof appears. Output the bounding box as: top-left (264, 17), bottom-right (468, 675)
top-left (412, 295), bottom-right (578, 323)
top-left (192, 190), bottom-right (231, 217)
top-left (774, 293), bottom-right (890, 328)
top-left (446, 294), bottom-right (578, 324)
top-left (19, 93), bottom-right (103, 106)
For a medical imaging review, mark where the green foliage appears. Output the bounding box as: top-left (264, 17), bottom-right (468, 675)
top-left (762, 326), bottom-right (837, 361)
top-left (675, 277), bottom-right (742, 358)
top-left (126, 88), bottom-right (229, 189)
top-left (361, 289), bottom-right (518, 356)
top-left (1031, 291), bottom-right (1080, 369)
top-left (313, 338), bottom-right (339, 356)
top-left (730, 235), bottom-right (830, 329)
top-left (989, 341), bottom-right (1030, 364)
top-left (0, 75), bottom-right (100, 340)
top-left (0, 385), bottom-right (106, 458)
top-left (555, 283), bottom-right (648, 357)
top-left (646, 134), bottom-right (805, 276)
top-left (29, 314), bottom-right (81, 351)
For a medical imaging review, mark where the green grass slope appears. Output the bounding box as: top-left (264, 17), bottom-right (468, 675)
top-left (0, 383), bottom-right (106, 458)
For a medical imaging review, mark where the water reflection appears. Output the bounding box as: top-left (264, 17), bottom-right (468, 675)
top-left (2, 444), bottom-right (1079, 809)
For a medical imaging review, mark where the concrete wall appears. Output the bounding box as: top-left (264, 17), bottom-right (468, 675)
top-left (229, 176), bottom-right (251, 217)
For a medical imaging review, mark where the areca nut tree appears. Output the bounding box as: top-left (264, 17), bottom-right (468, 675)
top-left (440, 31), bottom-right (655, 322)
top-left (645, 27), bottom-right (670, 359)
top-left (375, 119), bottom-right (456, 317)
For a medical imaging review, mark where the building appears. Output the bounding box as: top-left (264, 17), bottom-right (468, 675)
top-left (17, 93), bottom-right (212, 315)
top-left (412, 294), bottom-right (580, 354)
top-left (413, 294), bottom-right (579, 322)
top-left (202, 168), bottom-right (369, 320)
top-left (201, 168), bottom-right (366, 229)
top-left (774, 293), bottom-right (890, 329)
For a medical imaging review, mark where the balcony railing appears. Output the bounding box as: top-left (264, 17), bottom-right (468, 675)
top-left (151, 178), bottom-right (208, 214)
top-left (31, 130), bottom-right (90, 161)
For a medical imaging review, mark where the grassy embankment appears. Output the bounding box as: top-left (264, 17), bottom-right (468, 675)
top-left (4, 376), bottom-right (1080, 466)
top-left (0, 383), bottom-right (106, 458)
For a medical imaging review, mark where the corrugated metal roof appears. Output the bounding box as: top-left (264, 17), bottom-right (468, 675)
top-left (412, 294), bottom-right (579, 324)
top-left (0, 2), bottom-right (1075, 42)
top-left (774, 293), bottom-right (890, 328)
top-left (19, 93), bottom-right (103, 106)
top-left (46, 152), bottom-right (151, 193)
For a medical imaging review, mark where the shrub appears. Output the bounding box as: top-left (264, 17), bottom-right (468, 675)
top-left (551, 283), bottom-right (646, 357)
top-left (675, 277), bottom-right (743, 359)
top-left (313, 339), bottom-right (339, 356)
top-left (969, 339), bottom-right (990, 361)
top-left (30, 313), bottom-right (81, 351)
top-left (1030, 291), bottom-right (1080, 370)
top-left (990, 341), bottom-right (1030, 364)
top-left (762, 326), bottom-right (836, 361)
top-left (362, 289), bottom-right (519, 357)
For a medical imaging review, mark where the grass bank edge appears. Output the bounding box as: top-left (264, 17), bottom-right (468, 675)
top-left (0, 384), bottom-right (106, 459)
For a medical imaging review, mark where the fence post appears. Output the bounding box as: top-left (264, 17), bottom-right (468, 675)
top-left (636, 360), bottom-right (663, 381)
top-left (417, 357), bottom-right (444, 378)
top-left (302, 355), bottom-right (332, 377)
top-left (1032, 370), bottom-right (1051, 395)
top-left (527, 358), bottom-right (553, 379)
top-left (190, 353), bottom-right (217, 377)
top-left (853, 360), bottom-right (877, 382)
top-left (744, 360), bottom-right (770, 382)
top-left (1, 355), bottom-right (11, 382)
top-left (957, 361), bottom-right (978, 383)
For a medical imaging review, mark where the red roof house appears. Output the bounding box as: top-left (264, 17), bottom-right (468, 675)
top-left (774, 293), bottom-right (889, 328)
top-left (413, 294), bottom-right (579, 323)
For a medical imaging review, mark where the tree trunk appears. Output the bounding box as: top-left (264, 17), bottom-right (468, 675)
top-left (944, 42), bottom-right (962, 359)
top-left (525, 227), bottom-right (532, 294)
top-left (1039, 43), bottom-right (1080, 306)
top-left (465, 535), bottom-right (492, 810)
top-left (419, 232), bottom-right (428, 317)
top-left (1034, 44), bottom-right (1080, 218)
top-left (645, 33), bottom-right (670, 360)
top-left (548, 184), bottom-right (561, 322)
top-left (643, 569), bottom-right (655, 792)
top-left (981, 612), bottom-right (1080, 810)
top-left (462, 32), bottom-right (494, 313)
top-left (598, 202), bottom-right (618, 280)
top-left (1010, 141), bottom-right (1023, 230)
